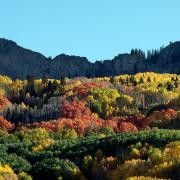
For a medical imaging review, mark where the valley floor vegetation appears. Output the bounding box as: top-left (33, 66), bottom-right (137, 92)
top-left (0, 72), bottom-right (180, 180)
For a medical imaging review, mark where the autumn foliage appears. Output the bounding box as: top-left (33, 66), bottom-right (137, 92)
top-left (148, 109), bottom-right (177, 120)
top-left (0, 96), bottom-right (11, 111)
top-left (60, 97), bottom-right (91, 118)
top-left (118, 122), bottom-right (138, 132)
top-left (110, 114), bottom-right (149, 131)
top-left (19, 97), bottom-right (179, 134)
top-left (24, 98), bottom-right (103, 134)
top-left (147, 109), bottom-right (177, 127)
top-left (0, 73), bottom-right (180, 179)
top-left (23, 98), bottom-right (151, 134)
top-left (72, 82), bottom-right (104, 97)
top-left (0, 115), bottom-right (13, 131)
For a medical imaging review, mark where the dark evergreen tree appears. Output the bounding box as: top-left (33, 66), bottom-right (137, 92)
top-left (60, 76), bottom-right (66, 86)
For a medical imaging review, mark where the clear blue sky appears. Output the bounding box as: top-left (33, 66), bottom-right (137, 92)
top-left (0, 0), bottom-right (180, 61)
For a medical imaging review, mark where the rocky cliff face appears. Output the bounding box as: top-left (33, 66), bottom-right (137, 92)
top-left (0, 38), bottom-right (180, 79)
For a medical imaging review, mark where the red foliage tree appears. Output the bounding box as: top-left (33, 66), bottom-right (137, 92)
top-left (22, 98), bottom-right (152, 134)
top-left (103, 120), bottom-right (118, 132)
top-left (72, 82), bottom-right (104, 97)
top-left (147, 109), bottom-right (177, 127)
top-left (118, 122), bottom-right (138, 133)
top-left (0, 96), bottom-right (12, 111)
top-left (60, 97), bottom-right (91, 119)
top-left (148, 109), bottom-right (177, 120)
top-left (25, 98), bottom-right (104, 134)
top-left (24, 115), bottom-right (104, 134)
top-left (111, 114), bottom-right (148, 130)
top-left (0, 115), bottom-right (13, 131)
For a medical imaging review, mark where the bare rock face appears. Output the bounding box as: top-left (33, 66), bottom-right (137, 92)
top-left (0, 38), bottom-right (180, 79)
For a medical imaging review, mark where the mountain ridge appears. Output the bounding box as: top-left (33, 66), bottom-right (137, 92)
top-left (0, 38), bottom-right (180, 79)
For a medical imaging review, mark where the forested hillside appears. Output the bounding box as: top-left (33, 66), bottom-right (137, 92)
top-left (1, 38), bottom-right (180, 79)
top-left (0, 72), bottom-right (180, 179)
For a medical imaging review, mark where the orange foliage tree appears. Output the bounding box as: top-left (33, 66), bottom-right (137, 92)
top-left (24, 98), bottom-right (104, 134)
top-left (60, 97), bottom-right (91, 119)
top-left (0, 96), bottom-right (12, 111)
top-left (118, 122), bottom-right (138, 133)
top-left (23, 98), bottom-right (151, 134)
top-left (111, 114), bottom-right (148, 131)
top-left (22, 98), bottom-right (154, 134)
top-left (72, 82), bottom-right (104, 98)
top-left (0, 115), bottom-right (13, 131)
top-left (147, 109), bottom-right (177, 127)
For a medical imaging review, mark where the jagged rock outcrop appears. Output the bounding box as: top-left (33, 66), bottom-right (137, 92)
top-left (0, 38), bottom-right (180, 79)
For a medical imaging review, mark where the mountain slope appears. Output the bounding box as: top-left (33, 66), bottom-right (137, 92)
top-left (0, 38), bottom-right (47, 79)
top-left (0, 38), bottom-right (180, 79)
top-left (145, 42), bottom-right (180, 74)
